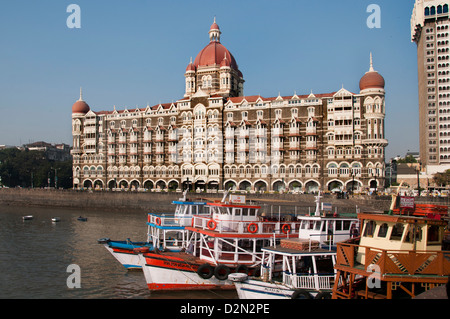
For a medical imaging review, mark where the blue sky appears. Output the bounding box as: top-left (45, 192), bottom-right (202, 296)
top-left (0, 0), bottom-right (418, 160)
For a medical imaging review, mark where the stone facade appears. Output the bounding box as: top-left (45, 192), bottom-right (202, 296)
top-left (71, 20), bottom-right (387, 193)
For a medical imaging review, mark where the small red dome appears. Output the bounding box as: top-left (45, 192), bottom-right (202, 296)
top-left (72, 100), bottom-right (90, 114)
top-left (210, 22), bottom-right (220, 30)
top-left (186, 62), bottom-right (196, 72)
top-left (194, 41), bottom-right (238, 70)
top-left (359, 71), bottom-right (385, 91)
top-left (220, 55), bottom-right (231, 68)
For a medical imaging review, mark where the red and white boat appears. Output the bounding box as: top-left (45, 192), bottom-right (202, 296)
top-left (138, 191), bottom-right (359, 291)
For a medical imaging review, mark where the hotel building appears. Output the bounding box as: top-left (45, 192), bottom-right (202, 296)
top-left (411, 0), bottom-right (450, 174)
top-left (71, 20), bottom-right (387, 193)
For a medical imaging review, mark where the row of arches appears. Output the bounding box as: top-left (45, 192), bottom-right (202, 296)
top-left (77, 177), bottom-right (379, 193)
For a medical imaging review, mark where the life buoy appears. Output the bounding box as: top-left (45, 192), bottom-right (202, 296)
top-left (281, 224), bottom-right (291, 234)
top-left (247, 223), bottom-right (258, 233)
top-left (197, 263), bottom-right (214, 279)
top-left (235, 264), bottom-right (249, 275)
top-left (291, 289), bottom-right (312, 299)
top-left (207, 219), bottom-right (217, 231)
top-left (155, 217), bottom-right (161, 226)
top-left (214, 264), bottom-right (230, 280)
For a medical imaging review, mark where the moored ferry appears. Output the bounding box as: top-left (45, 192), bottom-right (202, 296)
top-left (332, 193), bottom-right (450, 299)
top-left (229, 192), bottom-right (359, 299)
top-left (100, 191), bottom-right (209, 270)
top-left (138, 191), bottom-right (359, 291)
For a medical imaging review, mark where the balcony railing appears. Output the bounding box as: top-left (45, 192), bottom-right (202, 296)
top-left (335, 242), bottom-right (450, 277)
top-left (191, 216), bottom-right (301, 236)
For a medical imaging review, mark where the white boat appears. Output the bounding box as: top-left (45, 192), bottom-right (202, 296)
top-left (102, 190), bottom-right (210, 270)
top-left (230, 243), bottom-right (336, 299)
top-left (22, 215), bottom-right (33, 221)
top-left (51, 217), bottom-right (60, 222)
top-left (228, 191), bottom-right (360, 299)
top-left (138, 191), bottom-right (356, 291)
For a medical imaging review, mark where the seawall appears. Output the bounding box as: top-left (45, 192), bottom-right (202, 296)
top-left (0, 188), bottom-right (448, 215)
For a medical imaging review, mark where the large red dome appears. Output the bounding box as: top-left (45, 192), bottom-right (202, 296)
top-left (193, 41), bottom-right (238, 70)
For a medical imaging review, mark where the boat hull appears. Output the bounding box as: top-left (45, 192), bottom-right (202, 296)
top-left (104, 245), bottom-right (143, 270)
top-left (234, 279), bottom-right (325, 299)
top-left (139, 253), bottom-right (235, 291)
top-left (234, 279), bottom-right (294, 299)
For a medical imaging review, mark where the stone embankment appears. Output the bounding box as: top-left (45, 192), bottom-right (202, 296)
top-left (0, 188), bottom-right (448, 215)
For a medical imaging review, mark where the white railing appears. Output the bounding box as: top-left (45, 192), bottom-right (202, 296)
top-left (284, 273), bottom-right (334, 290)
top-left (191, 216), bottom-right (301, 236)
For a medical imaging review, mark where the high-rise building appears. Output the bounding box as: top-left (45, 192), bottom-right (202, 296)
top-left (71, 20), bottom-right (387, 193)
top-left (411, 0), bottom-right (450, 174)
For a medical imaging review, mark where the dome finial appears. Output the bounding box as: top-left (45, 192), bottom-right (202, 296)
top-left (79, 87), bottom-right (83, 101)
top-left (209, 17), bottom-right (221, 42)
top-left (369, 52), bottom-right (374, 72)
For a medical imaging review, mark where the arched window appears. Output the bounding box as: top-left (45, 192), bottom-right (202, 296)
top-left (425, 7), bottom-right (430, 16)
top-left (431, 6), bottom-right (436, 15)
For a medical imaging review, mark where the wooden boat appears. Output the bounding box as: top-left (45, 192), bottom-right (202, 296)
top-left (77, 216), bottom-right (88, 222)
top-left (101, 190), bottom-right (210, 270)
top-left (332, 190), bottom-right (450, 299)
top-left (138, 191), bottom-right (359, 291)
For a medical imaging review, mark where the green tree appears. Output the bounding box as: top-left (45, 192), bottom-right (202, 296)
top-left (0, 148), bottom-right (72, 188)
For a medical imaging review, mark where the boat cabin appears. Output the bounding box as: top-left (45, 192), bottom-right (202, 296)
top-left (297, 216), bottom-right (359, 247)
top-left (173, 200), bottom-right (209, 226)
top-left (357, 213), bottom-right (447, 264)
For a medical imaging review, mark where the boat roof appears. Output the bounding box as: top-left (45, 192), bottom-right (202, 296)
top-left (297, 215), bottom-right (358, 221)
top-left (262, 245), bottom-right (336, 257)
top-left (358, 212), bottom-right (448, 226)
top-left (172, 200), bottom-right (207, 205)
top-left (207, 202), bottom-right (261, 209)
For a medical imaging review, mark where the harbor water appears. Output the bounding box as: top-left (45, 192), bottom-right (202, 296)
top-left (0, 205), bottom-right (237, 299)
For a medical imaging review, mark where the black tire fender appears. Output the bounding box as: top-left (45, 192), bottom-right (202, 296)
top-left (197, 263), bottom-right (214, 279)
top-left (291, 289), bottom-right (312, 299)
top-left (214, 264), bottom-right (230, 280)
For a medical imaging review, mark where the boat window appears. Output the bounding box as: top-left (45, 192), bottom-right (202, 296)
top-left (343, 220), bottom-right (351, 230)
top-left (234, 208), bottom-right (242, 216)
top-left (335, 221), bottom-right (342, 231)
top-left (377, 223), bottom-right (389, 238)
top-left (315, 256), bottom-right (334, 274)
top-left (249, 208), bottom-right (256, 216)
top-left (363, 220), bottom-right (375, 237)
top-left (427, 225), bottom-right (441, 244)
top-left (296, 256), bottom-right (313, 274)
top-left (242, 208), bottom-right (249, 216)
top-left (404, 225), bottom-right (423, 243)
top-left (300, 221), bottom-right (308, 229)
top-left (218, 207), bottom-right (230, 215)
top-left (314, 221), bottom-right (323, 231)
top-left (390, 223), bottom-right (404, 241)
